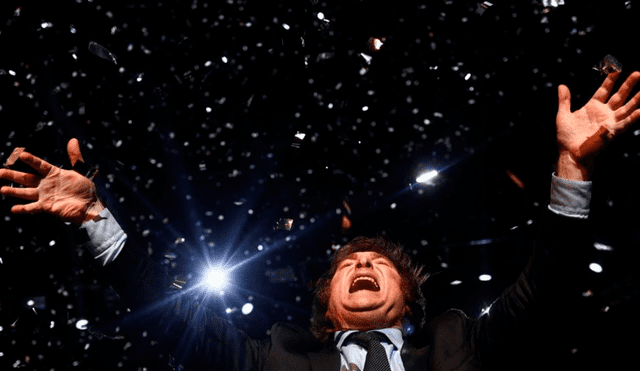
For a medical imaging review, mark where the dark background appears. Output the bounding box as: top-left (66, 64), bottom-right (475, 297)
top-left (1, 0), bottom-right (639, 369)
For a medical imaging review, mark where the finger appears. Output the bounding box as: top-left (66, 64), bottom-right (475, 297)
top-left (0, 186), bottom-right (39, 201)
top-left (616, 90), bottom-right (640, 119)
top-left (608, 71), bottom-right (640, 109)
top-left (592, 71), bottom-right (622, 103)
top-left (0, 168), bottom-right (41, 187)
top-left (17, 151), bottom-right (54, 176)
top-left (557, 84), bottom-right (572, 114)
top-left (67, 138), bottom-right (85, 167)
top-left (11, 202), bottom-right (44, 215)
top-left (613, 109), bottom-right (640, 136)
top-left (4, 147), bottom-right (26, 167)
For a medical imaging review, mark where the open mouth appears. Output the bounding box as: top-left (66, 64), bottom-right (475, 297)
top-left (349, 276), bottom-right (380, 293)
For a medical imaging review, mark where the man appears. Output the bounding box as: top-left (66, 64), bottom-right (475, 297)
top-left (2, 71), bottom-right (639, 370)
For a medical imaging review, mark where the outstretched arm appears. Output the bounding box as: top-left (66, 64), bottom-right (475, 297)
top-left (0, 140), bottom-right (271, 370)
top-left (0, 138), bottom-right (104, 226)
top-left (555, 71), bottom-right (640, 181)
top-left (469, 71), bottom-right (640, 369)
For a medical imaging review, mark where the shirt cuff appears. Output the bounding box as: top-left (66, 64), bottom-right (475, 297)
top-left (548, 173), bottom-right (592, 219)
top-left (79, 208), bottom-right (127, 266)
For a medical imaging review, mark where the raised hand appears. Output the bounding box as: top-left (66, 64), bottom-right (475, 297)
top-left (556, 71), bottom-right (640, 180)
top-left (0, 139), bottom-right (104, 226)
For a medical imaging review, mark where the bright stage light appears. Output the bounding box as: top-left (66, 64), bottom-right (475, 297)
top-left (203, 267), bottom-right (229, 291)
top-left (416, 170), bottom-right (438, 184)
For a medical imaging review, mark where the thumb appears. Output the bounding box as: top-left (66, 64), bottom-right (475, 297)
top-left (67, 138), bottom-right (85, 167)
top-left (557, 84), bottom-right (572, 114)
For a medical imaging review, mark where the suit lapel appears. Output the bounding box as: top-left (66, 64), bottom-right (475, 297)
top-left (308, 345), bottom-right (341, 371)
top-left (401, 341), bottom-right (430, 371)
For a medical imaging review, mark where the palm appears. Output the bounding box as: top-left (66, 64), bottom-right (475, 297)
top-left (38, 167), bottom-right (97, 224)
top-left (556, 71), bottom-right (640, 165)
top-left (557, 101), bottom-right (615, 161)
top-left (0, 139), bottom-right (100, 225)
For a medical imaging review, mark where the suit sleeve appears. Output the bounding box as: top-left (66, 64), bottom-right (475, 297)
top-left (86, 214), bottom-right (272, 371)
top-left (465, 175), bottom-right (593, 369)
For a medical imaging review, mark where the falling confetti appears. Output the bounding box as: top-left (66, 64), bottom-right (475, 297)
top-left (316, 52), bottom-right (334, 62)
top-left (593, 54), bottom-right (622, 75)
top-left (476, 2), bottom-right (493, 15)
top-left (505, 170), bottom-right (525, 190)
top-left (170, 276), bottom-right (188, 290)
top-left (366, 37), bottom-right (386, 52)
top-left (275, 218), bottom-right (294, 231)
top-left (292, 131), bottom-right (306, 148)
top-left (88, 41), bottom-right (118, 65)
top-left (341, 215), bottom-right (352, 232)
top-left (542, 0), bottom-right (565, 6)
top-left (0, 2), bottom-right (636, 368)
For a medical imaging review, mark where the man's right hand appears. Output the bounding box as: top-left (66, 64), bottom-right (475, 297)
top-left (0, 138), bottom-right (104, 226)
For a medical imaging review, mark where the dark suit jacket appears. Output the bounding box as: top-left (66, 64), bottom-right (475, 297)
top-left (97, 210), bottom-right (590, 370)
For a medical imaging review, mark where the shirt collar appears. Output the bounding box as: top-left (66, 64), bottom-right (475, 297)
top-left (334, 328), bottom-right (405, 351)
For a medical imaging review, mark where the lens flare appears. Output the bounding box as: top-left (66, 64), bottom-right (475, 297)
top-left (203, 267), bottom-right (229, 290)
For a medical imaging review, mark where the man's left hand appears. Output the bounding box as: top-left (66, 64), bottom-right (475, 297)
top-left (556, 71), bottom-right (640, 180)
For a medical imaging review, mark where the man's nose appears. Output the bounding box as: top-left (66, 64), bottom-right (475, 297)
top-left (355, 256), bottom-right (373, 268)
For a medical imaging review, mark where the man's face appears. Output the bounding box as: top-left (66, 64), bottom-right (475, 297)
top-left (326, 251), bottom-right (408, 331)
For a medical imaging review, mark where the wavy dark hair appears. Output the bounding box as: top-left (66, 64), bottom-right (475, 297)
top-left (310, 236), bottom-right (429, 342)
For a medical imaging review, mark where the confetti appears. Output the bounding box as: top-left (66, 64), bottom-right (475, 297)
top-left (341, 215), bottom-right (352, 232)
top-left (542, 0), bottom-right (565, 6)
top-left (593, 54), bottom-right (622, 75)
top-left (0, 3), bottom-right (634, 367)
top-left (359, 53), bottom-right (373, 66)
top-left (170, 276), bottom-right (188, 290)
top-left (505, 170), bottom-right (525, 190)
top-left (275, 218), bottom-right (294, 231)
top-left (88, 41), bottom-right (118, 65)
top-left (342, 199), bottom-right (352, 215)
top-left (476, 2), bottom-right (493, 15)
top-left (366, 37), bottom-right (386, 52)
top-left (292, 131), bottom-right (306, 148)
top-left (316, 52), bottom-right (335, 62)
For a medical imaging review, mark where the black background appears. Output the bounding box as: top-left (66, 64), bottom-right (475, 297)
top-left (1, 0), bottom-right (639, 369)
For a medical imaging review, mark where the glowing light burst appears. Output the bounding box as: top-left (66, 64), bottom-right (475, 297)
top-left (203, 266), bottom-right (230, 291)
